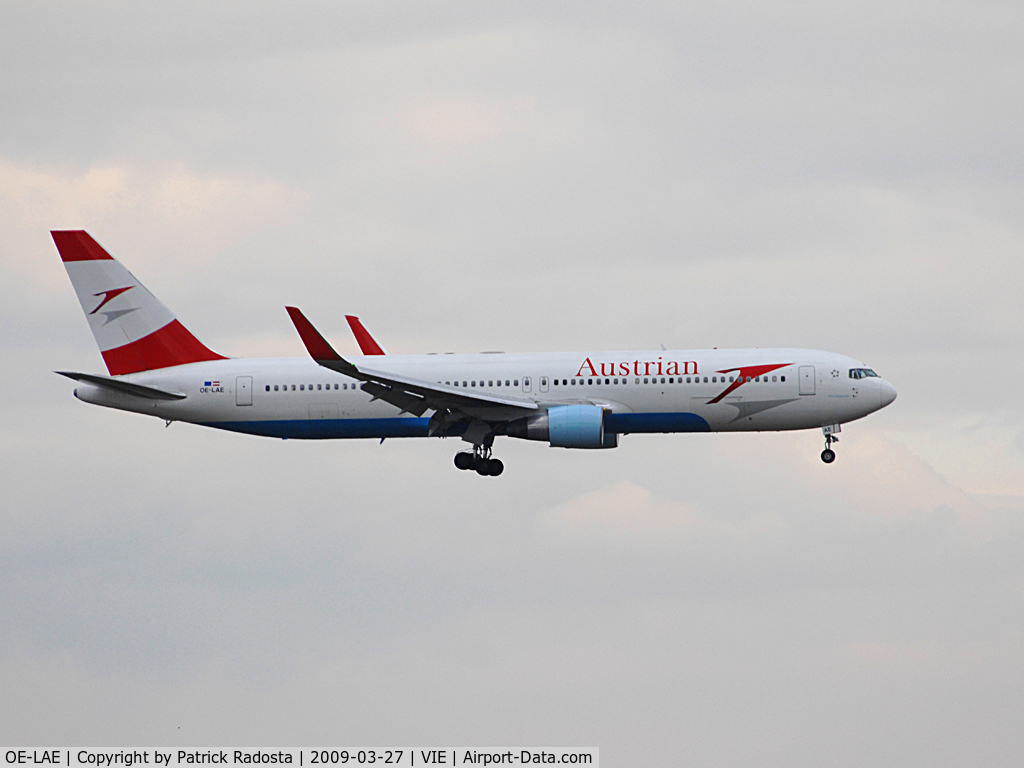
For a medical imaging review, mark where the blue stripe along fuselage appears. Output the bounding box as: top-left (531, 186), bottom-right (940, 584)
top-left (604, 412), bottom-right (710, 433)
top-left (200, 412), bottom-right (712, 440)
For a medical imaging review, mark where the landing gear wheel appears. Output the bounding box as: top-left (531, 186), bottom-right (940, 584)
top-left (820, 428), bottom-right (839, 464)
top-left (475, 458), bottom-right (502, 476)
top-left (457, 440), bottom-right (503, 476)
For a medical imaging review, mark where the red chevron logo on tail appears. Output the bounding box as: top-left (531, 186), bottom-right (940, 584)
top-left (89, 287), bottom-right (134, 314)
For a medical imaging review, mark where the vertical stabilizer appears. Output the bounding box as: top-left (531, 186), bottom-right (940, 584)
top-left (52, 230), bottom-right (226, 375)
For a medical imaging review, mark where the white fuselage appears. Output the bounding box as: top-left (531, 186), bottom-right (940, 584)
top-left (73, 348), bottom-right (897, 442)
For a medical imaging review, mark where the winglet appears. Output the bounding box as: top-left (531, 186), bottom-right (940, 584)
top-left (285, 306), bottom-right (344, 361)
top-left (345, 315), bottom-right (386, 355)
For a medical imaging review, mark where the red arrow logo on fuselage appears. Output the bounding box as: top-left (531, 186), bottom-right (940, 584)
top-left (707, 363), bottom-right (791, 404)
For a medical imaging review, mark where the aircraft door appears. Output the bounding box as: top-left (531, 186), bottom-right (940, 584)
top-left (798, 366), bottom-right (815, 395)
top-left (540, 376), bottom-right (549, 393)
top-left (236, 376), bottom-right (253, 406)
top-left (522, 376), bottom-right (532, 393)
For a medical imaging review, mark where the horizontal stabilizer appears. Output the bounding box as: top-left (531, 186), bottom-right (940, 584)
top-left (56, 371), bottom-right (187, 400)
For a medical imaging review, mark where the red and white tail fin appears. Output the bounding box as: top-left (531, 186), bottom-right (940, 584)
top-left (52, 230), bottom-right (226, 375)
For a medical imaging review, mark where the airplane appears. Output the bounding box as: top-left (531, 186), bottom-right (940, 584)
top-left (51, 230), bottom-right (897, 476)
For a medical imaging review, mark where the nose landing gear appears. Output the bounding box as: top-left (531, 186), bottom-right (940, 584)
top-left (454, 445), bottom-right (504, 476)
top-left (820, 424), bottom-right (841, 463)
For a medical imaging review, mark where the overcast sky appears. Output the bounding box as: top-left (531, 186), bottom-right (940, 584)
top-left (2, 1), bottom-right (1023, 764)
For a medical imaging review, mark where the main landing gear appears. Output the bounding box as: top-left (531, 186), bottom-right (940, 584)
top-left (454, 445), bottom-right (504, 476)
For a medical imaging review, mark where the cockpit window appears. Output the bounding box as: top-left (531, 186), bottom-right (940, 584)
top-left (849, 368), bottom-right (879, 379)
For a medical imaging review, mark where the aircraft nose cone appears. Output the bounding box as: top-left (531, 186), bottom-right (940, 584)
top-left (879, 380), bottom-right (897, 408)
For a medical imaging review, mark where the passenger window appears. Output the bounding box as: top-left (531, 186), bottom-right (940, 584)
top-left (300, 384), bottom-right (305, 390)
top-left (668, 377), bottom-right (673, 383)
top-left (644, 378), bottom-right (648, 384)
top-left (588, 379), bottom-right (593, 385)
top-left (703, 377), bottom-right (708, 383)
top-left (514, 380), bottom-right (519, 386)
top-left (571, 379), bottom-right (576, 385)
top-left (489, 380), bottom-right (493, 387)
top-left (781, 376), bottom-right (786, 382)
top-left (265, 385), bottom-right (270, 391)
top-left (604, 378), bottom-right (609, 385)
top-left (463, 381), bottom-right (467, 387)
top-left (772, 376), bottom-right (776, 382)
top-left (661, 377), bottom-right (665, 384)
top-left (635, 378), bottom-right (640, 384)
top-left (712, 377), bottom-right (717, 383)
top-left (505, 380), bottom-right (510, 386)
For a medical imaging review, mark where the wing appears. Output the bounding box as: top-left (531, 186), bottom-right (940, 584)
top-left (285, 307), bottom-right (537, 425)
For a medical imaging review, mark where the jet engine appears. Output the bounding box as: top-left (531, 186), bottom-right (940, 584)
top-left (506, 404), bottom-right (618, 449)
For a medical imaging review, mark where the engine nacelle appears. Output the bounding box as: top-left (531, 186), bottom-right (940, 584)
top-left (506, 405), bottom-right (618, 449)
